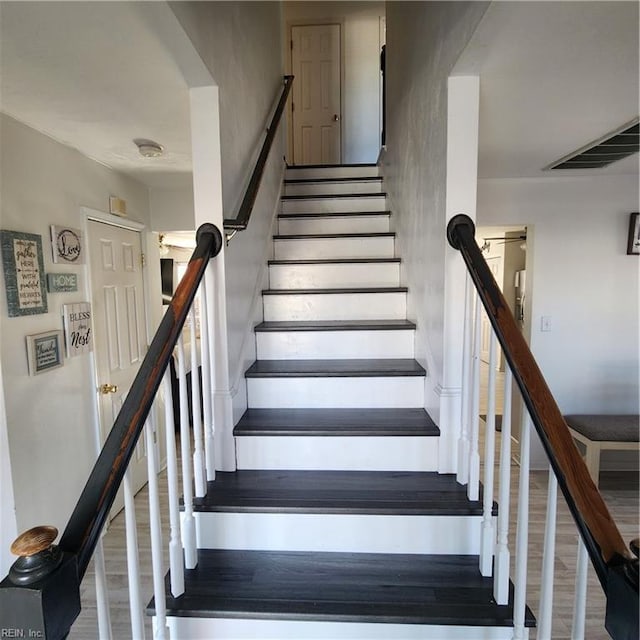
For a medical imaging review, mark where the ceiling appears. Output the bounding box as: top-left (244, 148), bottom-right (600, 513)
top-left (0, 2), bottom-right (195, 189)
top-left (455, 1), bottom-right (639, 179)
top-left (0, 2), bottom-right (638, 189)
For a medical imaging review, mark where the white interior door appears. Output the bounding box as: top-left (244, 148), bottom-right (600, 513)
top-left (291, 24), bottom-right (341, 165)
top-left (87, 220), bottom-right (150, 515)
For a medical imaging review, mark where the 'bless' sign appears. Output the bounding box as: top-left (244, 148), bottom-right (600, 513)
top-left (62, 302), bottom-right (93, 357)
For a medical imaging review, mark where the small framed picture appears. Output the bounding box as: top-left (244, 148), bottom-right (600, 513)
top-left (26, 330), bottom-right (64, 375)
top-left (50, 224), bottom-right (84, 264)
top-left (627, 212), bottom-right (640, 255)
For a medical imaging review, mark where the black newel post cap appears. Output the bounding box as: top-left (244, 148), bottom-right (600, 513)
top-left (196, 223), bottom-right (223, 258)
top-left (447, 214), bottom-right (476, 250)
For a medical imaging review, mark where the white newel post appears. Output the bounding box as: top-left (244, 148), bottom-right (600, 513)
top-left (190, 84), bottom-right (236, 471)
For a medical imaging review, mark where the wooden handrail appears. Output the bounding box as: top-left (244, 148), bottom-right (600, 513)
top-left (223, 75), bottom-right (294, 234)
top-left (58, 223), bottom-right (222, 576)
top-left (447, 216), bottom-right (638, 621)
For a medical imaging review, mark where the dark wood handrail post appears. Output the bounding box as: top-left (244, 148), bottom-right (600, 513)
top-left (448, 214), bottom-right (638, 639)
top-left (0, 223), bottom-right (223, 639)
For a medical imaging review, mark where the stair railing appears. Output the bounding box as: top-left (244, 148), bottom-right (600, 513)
top-left (0, 223), bottom-right (224, 639)
top-left (447, 214), bottom-right (638, 640)
top-left (223, 74), bottom-right (294, 240)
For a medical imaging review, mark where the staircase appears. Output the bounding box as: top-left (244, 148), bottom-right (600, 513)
top-left (156, 164), bottom-right (534, 639)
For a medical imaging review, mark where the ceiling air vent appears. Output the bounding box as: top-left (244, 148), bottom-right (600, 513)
top-left (545, 118), bottom-right (639, 170)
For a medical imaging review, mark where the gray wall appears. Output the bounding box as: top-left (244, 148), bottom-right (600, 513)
top-left (383, 2), bottom-right (488, 386)
top-left (0, 114), bottom-right (158, 532)
top-left (170, 2), bottom-right (285, 396)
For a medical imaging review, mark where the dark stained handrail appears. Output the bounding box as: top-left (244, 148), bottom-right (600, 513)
top-left (60, 223), bottom-right (223, 576)
top-left (448, 214), bottom-right (638, 637)
top-left (223, 75), bottom-right (293, 233)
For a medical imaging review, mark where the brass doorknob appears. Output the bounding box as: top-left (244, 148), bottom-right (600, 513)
top-left (100, 383), bottom-right (118, 395)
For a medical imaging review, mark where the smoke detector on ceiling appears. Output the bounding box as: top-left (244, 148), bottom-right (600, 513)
top-left (133, 138), bottom-right (164, 158)
top-left (545, 117), bottom-right (639, 170)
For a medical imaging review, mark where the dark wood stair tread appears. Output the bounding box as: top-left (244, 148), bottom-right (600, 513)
top-left (268, 257), bottom-right (400, 265)
top-left (255, 320), bottom-right (416, 332)
top-left (194, 470), bottom-right (490, 515)
top-left (286, 162), bottom-right (378, 169)
top-left (245, 359), bottom-right (426, 378)
top-left (262, 286), bottom-right (407, 295)
top-left (282, 192), bottom-right (387, 200)
top-left (152, 549), bottom-right (534, 627)
top-left (284, 177), bottom-right (383, 184)
top-left (234, 408), bottom-right (438, 436)
top-left (279, 210), bottom-right (390, 218)
top-left (274, 232), bottom-right (394, 240)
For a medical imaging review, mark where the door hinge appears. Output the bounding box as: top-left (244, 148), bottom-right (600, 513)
top-left (141, 252), bottom-right (146, 267)
top-left (292, 102), bottom-right (295, 113)
top-left (290, 39), bottom-right (294, 51)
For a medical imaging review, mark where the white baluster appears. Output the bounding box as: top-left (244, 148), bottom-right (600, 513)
top-left (571, 537), bottom-right (589, 640)
top-left (457, 274), bottom-right (473, 484)
top-left (538, 467), bottom-right (558, 639)
top-left (123, 468), bottom-right (145, 639)
top-left (94, 537), bottom-right (113, 640)
top-left (494, 366), bottom-right (513, 604)
top-left (178, 334), bottom-right (197, 569)
top-left (163, 371), bottom-right (184, 596)
top-left (468, 294), bottom-right (482, 501)
top-left (145, 418), bottom-right (167, 639)
top-left (189, 307), bottom-right (206, 497)
top-left (512, 413), bottom-right (531, 640)
top-left (199, 279), bottom-right (215, 481)
top-left (480, 330), bottom-right (498, 576)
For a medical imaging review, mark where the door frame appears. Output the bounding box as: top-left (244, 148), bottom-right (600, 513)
top-left (285, 18), bottom-right (345, 164)
top-left (81, 207), bottom-right (160, 472)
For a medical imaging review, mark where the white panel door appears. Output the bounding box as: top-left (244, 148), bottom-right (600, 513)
top-left (292, 24), bottom-right (341, 165)
top-left (88, 220), bottom-right (150, 515)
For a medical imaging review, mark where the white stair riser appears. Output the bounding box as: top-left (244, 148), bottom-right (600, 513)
top-left (263, 292), bottom-right (406, 321)
top-left (269, 262), bottom-right (400, 289)
top-left (284, 180), bottom-right (383, 196)
top-left (282, 195), bottom-right (387, 214)
top-left (247, 377), bottom-right (424, 409)
top-left (256, 330), bottom-right (414, 359)
top-left (194, 513), bottom-right (482, 555)
top-left (235, 435), bottom-right (434, 470)
top-left (278, 214), bottom-right (389, 235)
top-left (274, 236), bottom-right (394, 260)
top-left (165, 618), bottom-right (521, 640)
top-left (285, 165), bottom-right (379, 180)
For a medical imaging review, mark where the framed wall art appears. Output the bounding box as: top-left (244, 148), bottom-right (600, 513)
top-left (627, 212), bottom-right (639, 255)
top-left (0, 229), bottom-right (48, 316)
top-left (62, 302), bottom-right (93, 357)
top-left (51, 224), bottom-right (84, 264)
top-left (26, 330), bottom-right (64, 375)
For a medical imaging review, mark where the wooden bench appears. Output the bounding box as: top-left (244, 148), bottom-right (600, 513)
top-left (564, 414), bottom-right (639, 486)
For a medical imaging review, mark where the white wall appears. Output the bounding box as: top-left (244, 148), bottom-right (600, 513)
top-left (170, 2), bottom-right (285, 419)
top-left (478, 174), bottom-right (639, 466)
top-left (283, 1), bottom-right (385, 163)
top-left (0, 114), bottom-right (160, 533)
top-left (383, 2), bottom-right (488, 413)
